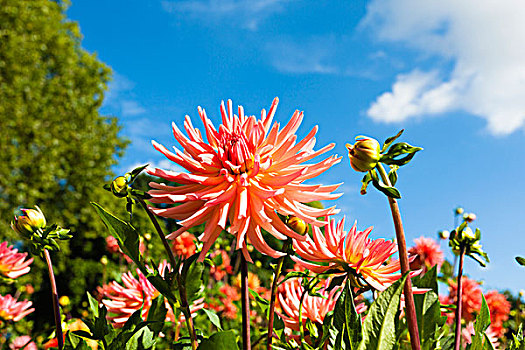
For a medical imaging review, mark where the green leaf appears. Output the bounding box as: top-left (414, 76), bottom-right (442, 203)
top-left (91, 202), bottom-right (142, 265)
top-left (126, 326), bottom-right (156, 350)
top-left (358, 274), bottom-right (408, 350)
top-left (380, 142), bottom-right (422, 166)
top-left (197, 330), bottom-right (239, 350)
top-left (360, 172), bottom-right (373, 195)
top-left (381, 130), bottom-right (404, 153)
top-left (181, 253), bottom-right (204, 302)
top-left (516, 256), bottom-right (525, 266)
top-left (471, 294), bottom-right (491, 350)
top-left (202, 308), bottom-right (222, 330)
top-left (87, 292), bottom-right (99, 318)
top-left (370, 169), bottom-right (401, 199)
top-left (146, 295), bottom-right (167, 334)
top-left (64, 332), bottom-right (90, 350)
top-left (388, 166), bottom-right (399, 186)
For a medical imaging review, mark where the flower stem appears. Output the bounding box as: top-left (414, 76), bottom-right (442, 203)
top-left (241, 254), bottom-right (252, 350)
top-left (176, 271), bottom-right (198, 350)
top-left (376, 164), bottom-right (421, 350)
top-left (137, 197), bottom-right (177, 274)
top-left (454, 244), bottom-right (466, 350)
top-left (44, 249), bottom-right (63, 350)
top-left (266, 242), bottom-right (290, 350)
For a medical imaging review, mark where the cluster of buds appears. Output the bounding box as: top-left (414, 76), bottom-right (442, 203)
top-left (346, 130), bottom-right (422, 199)
top-left (449, 220), bottom-right (489, 267)
top-left (11, 206), bottom-right (71, 256)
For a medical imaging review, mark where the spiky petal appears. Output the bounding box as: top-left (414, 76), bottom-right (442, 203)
top-left (0, 242), bottom-right (33, 279)
top-left (148, 98), bottom-right (342, 261)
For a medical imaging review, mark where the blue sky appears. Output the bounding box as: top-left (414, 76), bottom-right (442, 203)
top-left (68, 0), bottom-right (525, 293)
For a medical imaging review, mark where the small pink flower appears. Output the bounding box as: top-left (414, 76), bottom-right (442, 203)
top-left (9, 335), bottom-right (37, 350)
top-left (0, 242), bottom-right (33, 279)
top-left (408, 236), bottom-right (444, 273)
top-left (292, 217), bottom-right (419, 291)
top-left (0, 293), bottom-right (34, 322)
top-left (209, 250), bottom-right (233, 280)
top-left (148, 98), bottom-right (342, 262)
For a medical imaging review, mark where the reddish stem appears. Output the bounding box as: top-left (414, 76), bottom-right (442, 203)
top-left (454, 245), bottom-right (466, 350)
top-left (44, 250), bottom-right (64, 350)
top-left (241, 254), bottom-right (252, 350)
top-left (376, 164), bottom-right (421, 350)
top-left (267, 242), bottom-right (289, 350)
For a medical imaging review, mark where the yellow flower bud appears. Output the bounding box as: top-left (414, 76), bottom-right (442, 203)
top-left (11, 206), bottom-right (46, 237)
top-left (59, 295), bottom-right (70, 307)
top-left (438, 230), bottom-right (450, 240)
top-left (346, 137), bottom-right (381, 172)
top-left (455, 207), bottom-right (464, 215)
top-left (463, 213), bottom-right (476, 223)
top-left (286, 216), bottom-right (308, 235)
top-left (111, 176), bottom-right (128, 197)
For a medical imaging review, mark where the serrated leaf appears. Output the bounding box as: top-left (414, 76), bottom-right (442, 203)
top-left (358, 274), bottom-right (408, 350)
top-left (202, 308), bottom-right (222, 330)
top-left (126, 326), bottom-right (156, 350)
top-left (197, 330), bottom-right (239, 350)
top-left (333, 279), bottom-right (362, 349)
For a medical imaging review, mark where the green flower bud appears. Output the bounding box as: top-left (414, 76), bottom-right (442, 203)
top-left (286, 216), bottom-right (308, 235)
top-left (462, 227), bottom-right (476, 240)
top-left (346, 137), bottom-right (381, 172)
top-left (11, 206), bottom-right (46, 237)
top-left (111, 176), bottom-right (128, 198)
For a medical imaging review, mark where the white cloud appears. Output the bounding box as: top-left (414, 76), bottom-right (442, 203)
top-left (104, 72), bottom-right (146, 117)
top-left (363, 0), bottom-right (525, 135)
top-left (161, 0), bottom-right (290, 30)
top-left (266, 36), bottom-right (339, 74)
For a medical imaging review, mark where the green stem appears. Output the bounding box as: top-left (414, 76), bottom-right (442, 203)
top-left (176, 272), bottom-right (198, 350)
top-left (266, 241), bottom-right (290, 350)
top-left (44, 249), bottom-right (63, 350)
top-left (454, 244), bottom-right (466, 350)
top-left (376, 164), bottom-right (421, 350)
top-left (241, 254), bottom-right (252, 350)
top-left (137, 197), bottom-right (177, 274)
top-left (298, 287), bottom-right (308, 344)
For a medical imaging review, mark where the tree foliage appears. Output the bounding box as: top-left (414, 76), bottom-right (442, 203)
top-left (0, 0), bottom-right (128, 328)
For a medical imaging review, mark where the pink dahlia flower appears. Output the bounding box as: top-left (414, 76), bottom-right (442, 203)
top-left (462, 322), bottom-right (500, 349)
top-left (9, 336), bottom-right (37, 350)
top-left (209, 249), bottom-right (233, 280)
top-left (100, 261), bottom-right (203, 327)
top-left (0, 242), bottom-right (33, 279)
top-left (447, 276), bottom-right (482, 322)
top-left (292, 217), bottom-right (419, 291)
top-left (0, 294), bottom-right (34, 323)
top-left (148, 98), bottom-right (342, 261)
top-left (408, 236), bottom-right (444, 273)
top-left (485, 290), bottom-right (511, 337)
top-left (277, 277), bottom-right (365, 331)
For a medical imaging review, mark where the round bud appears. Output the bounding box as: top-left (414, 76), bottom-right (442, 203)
top-left (100, 256), bottom-right (108, 265)
top-left (438, 230), bottom-right (450, 240)
top-left (286, 216), bottom-right (308, 235)
top-left (455, 207), bottom-right (464, 215)
top-left (345, 137), bottom-right (381, 172)
top-left (111, 176), bottom-right (128, 197)
top-left (463, 213), bottom-right (476, 223)
top-left (11, 206), bottom-right (46, 237)
top-left (59, 295), bottom-right (70, 307)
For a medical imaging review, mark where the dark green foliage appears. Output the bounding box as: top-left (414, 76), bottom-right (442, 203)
top-left (0, 0), bottom-right (129, 328)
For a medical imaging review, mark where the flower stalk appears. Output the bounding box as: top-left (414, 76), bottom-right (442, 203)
top-left (44, 249), bottom-right (63, 350)
top-left (454, 244), bottom-right (466, 350)
top-left (240, 254), bottom-right (251, 350)
top-left (376, 163), bottom-right (421, 350)
top-left (267, 241), bottom-right (290, 350)
top-left (176, 272), bottom-right (198, 350)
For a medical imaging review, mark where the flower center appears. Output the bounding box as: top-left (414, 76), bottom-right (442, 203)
top-left (219, 126), bottom-right (253, 174)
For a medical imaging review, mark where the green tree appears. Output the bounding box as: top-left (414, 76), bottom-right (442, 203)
top-left (0, 0), bottom-right (128, 330)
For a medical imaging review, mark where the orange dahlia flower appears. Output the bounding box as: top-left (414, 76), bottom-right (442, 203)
top-left (172, 232), bottom-right (197, 259)
top-left (292, 217), bottom-right (418, 291)
top-left (148, 98), bottom-right (342, 261)
top-left (0, 242), bottom-right (33, 279)
top-left (0, 293), bottom-right (34, 323)
top-left (408, 236), bottom-right (444, 273)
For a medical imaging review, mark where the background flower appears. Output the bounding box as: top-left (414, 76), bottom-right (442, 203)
top-left (0, 293), bottom-right (34, 323)
top-left (148, 98), bottom-right (342, 261)
top-left (408, 236), bottom-right (444, 273)
top-left (0, 241), bottom-right (33, 279)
